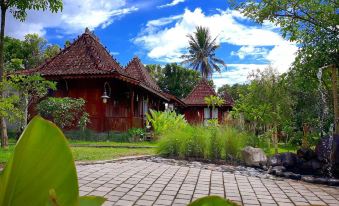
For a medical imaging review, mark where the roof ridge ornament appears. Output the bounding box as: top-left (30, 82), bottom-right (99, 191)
top-left (85, 27), bottom-right (90, 34)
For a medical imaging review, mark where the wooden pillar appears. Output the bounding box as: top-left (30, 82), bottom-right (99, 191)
top-left (130, 88), bottom-right (135, 129)
top-left (332, 65), bottom-right (338, 135)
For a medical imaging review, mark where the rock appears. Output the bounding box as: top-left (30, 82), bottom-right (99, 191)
top-left (241, 146), bottom-right (267, 167)
top-left (327, 178), bottom-right (339, 186)
top-left (283, 172), bottom-right (301, 180)
top-left (269, 166), bottom-right (286, 175)
top-left (268, 152), bottom-right (299, 169)
top-left (301, 175), bottom-right (316, 183)
top-left (297, 148), bottom-right (316, 161)
top-left (300, 159), bottom-right (322, 175)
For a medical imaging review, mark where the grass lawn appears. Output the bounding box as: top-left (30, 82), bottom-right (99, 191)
top-left (69, 140), bottom-right (157, 147)
top-left (72, 147), bottom-right (156, 161)
top-left (0, 141), bottom-right (156, 166)
top-left (0, 145), bottom-right (15, 164)
top-left (266, 143), bottom-right (298, 156)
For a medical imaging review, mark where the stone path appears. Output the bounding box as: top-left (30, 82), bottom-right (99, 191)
top-left (77, 160), bottom-right (339, 206)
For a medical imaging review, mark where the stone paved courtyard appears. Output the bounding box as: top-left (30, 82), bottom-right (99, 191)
top-left (77, 160), bottom-right (339, 206)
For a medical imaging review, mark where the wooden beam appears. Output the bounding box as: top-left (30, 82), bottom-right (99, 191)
top-left (130, 87), bottom-right (135, 129)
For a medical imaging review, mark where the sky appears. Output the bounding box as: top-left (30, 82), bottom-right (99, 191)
top-left (6, 0), bottom-right (298, 88)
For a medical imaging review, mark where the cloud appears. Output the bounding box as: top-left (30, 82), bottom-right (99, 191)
top-left (231, 46), bottom-right (268, 60)
top-left (6, 0), bottom-right (138, 39)
top-left (158, 0), bottom-right (186, 8)
top-left (134, 8), bottom-right (298, 85)
top-left (212, 64), bottom-right (269, 88)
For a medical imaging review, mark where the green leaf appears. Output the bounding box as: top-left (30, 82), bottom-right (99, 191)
top-left (80, 196), bottom-right (106, 206)
top-left (188, 196), bottom-right (239, 206)
top-left (0, 116), bottom-right (79, 206)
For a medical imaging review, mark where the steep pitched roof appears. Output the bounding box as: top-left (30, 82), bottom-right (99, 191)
top-left (125, 56), bottom-right (160, 91)
top-left (183, 79), bottom-right (217, 106)
top-left (220, 91), bottom-right (234, 107)
top-left (26, 28), bottom-right (124, 76)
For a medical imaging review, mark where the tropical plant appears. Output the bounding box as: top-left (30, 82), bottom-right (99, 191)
top-left (0, 0), bottom-right (63, 153)
top-left (157, 124), bottom-right (252, 161)
top-left (189, 196), bottom-right (239, 206)
top-left (146, 109), bottom-right (187, 136)
top-left (0, 116), bottom-right (105, 206)
top-left (127, 128), bottom-right (145, 142)
top-left (37, 97), bottom-right (90, 130)
top-left (204, 95), bottom-right (224, 110)
top-left (181, 26), bottom-right (226, 79)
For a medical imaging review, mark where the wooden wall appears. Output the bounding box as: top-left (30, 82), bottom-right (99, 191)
top-left (54, 78), bottom-right (164, 132)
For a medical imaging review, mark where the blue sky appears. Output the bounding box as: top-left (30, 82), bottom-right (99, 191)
top-left (6, 0), bottom-right (298, 88)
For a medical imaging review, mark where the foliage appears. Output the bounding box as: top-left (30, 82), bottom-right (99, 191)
top-left (4, 34), bottom-right (61, 71)
top-left (232, 0), bottom-right (338, 66)
top-left (204, 95), bottom-right (225, 110)
top-left (0, 79), bottom-right (23, 123)
top-left (217, 83), bottom-right (249, 102)
top-left (37, 97), bottom-right (89, 129)
top-left (157, 124), bottom-right (252, 161)
top-left (188, 196), bottom-right (239, 206)
top-left (146, 63), bottom-right (202, 98)
top-left (181, 26), bottom-right (226, 79)
top-left (127, 128), bottom-right (145, 142)
top-left (65, 129), bottom-right (132, 142)
top-left (146, 109), bottom-right (188, 136)
top-left (0, 116), bottom-right (105, 206)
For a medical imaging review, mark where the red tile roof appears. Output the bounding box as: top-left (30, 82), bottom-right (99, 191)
top-left (25, 28), bottom-right (124, 76)
top-left (125, 56), bottom-right (160, 91)
top-left (183, 79), bottom-right (217, 106)
top-left (183, 79), bottom-right (233, 106)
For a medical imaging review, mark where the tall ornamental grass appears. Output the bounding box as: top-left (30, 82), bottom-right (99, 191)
top-left (157, 124), bottom-right (252, 161)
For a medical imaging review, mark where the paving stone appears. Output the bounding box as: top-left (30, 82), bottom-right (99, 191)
top-left (78, 160), bottom-right (339, 206)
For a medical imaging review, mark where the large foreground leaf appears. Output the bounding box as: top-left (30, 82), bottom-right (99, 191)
top-left (188, 196), bottom-right (239, 206)
top-left (0, 116), bottom-right (79, 205)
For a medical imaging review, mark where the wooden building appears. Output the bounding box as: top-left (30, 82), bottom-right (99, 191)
top-left (25, 29), bottom-right (169, 132)
top-left (182, 79), bottom-right (233, 124)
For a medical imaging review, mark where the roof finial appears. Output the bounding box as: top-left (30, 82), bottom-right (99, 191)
top-left (85, 27), bottom-right (90, 34)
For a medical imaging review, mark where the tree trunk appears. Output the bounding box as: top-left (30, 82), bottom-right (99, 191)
top-left (302, 123), bottom-right (309, 148)
top-left (0, 4), bottom-right (8, 148)
top-left (332, 65), bottom-right (338, 135)
top-left (272, 124), bottom-right (278, 154)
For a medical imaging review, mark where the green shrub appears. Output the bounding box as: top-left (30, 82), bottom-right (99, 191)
top-left (127, 128), bottom-right (145, 142)
top-left (146, 109), bottom-right (187, 136)
top-left (158, 124), bottom-right (253, 162)
top-left (37, 97), bottom-right (89, 129)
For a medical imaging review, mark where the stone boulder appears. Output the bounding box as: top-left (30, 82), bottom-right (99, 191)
top-left (268, 152), bottom-right (299, 169)
top-left (241, 146), bottom-right (267, 167)
top-left (297, 148), bottom-right (316, 161)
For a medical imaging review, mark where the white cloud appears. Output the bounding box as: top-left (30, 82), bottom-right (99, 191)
top-left (158, 0), bottom-right (186, 8)
top-left (212, 64), bottom-right (269, 88)
top-left (231, 46), bottom-right (268, 60)
top-left (134, 8), bottom-right (298, 85)
top-left (6, 0), bottom-right (138, 39)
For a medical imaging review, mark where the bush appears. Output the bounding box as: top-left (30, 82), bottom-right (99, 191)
top-left (65, 129), bottom-right (130, 142)
top-left (157, 124), bottom-right (252, 162)
top-left (127, 128), bottom-right (145, 142)
top-left (146, 109), bottom-right (187, 136)
top-left (37, 97), bottom-right (89, 129)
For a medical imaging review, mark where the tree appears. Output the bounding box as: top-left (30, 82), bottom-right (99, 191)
top-left (181, 26), bottom-right (226, 79)
top-left (217, 83), bottom-right (249, 101)
top-left (0, 0), bottom-right (63, 148)
top-left (44, 44), bottom-right (60, 60)
top-left (146, 63), bottom-right (202, 98)
top-left (204, 95), bottom-right (224, 110)
top-left (10, 74), bottom-right (56, 129)
top-left (232, 0), bottom-right (339, 135)
top-left (234, 67), bottom-right (293, 154)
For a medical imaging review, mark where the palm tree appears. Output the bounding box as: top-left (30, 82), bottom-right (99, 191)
top-left (181, 26), bottom-right (226, 79)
